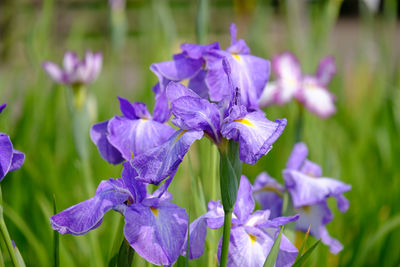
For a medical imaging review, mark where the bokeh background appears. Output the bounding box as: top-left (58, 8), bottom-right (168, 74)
top-left (0, 0), bottom-right (399, 266)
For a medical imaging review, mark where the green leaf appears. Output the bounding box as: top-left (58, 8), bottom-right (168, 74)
top-left (108, 217), bottom-right (126, 267)
top-left (292, 240), bottom-right (321, 267)
top-left (116, 239), bottom-right (135, 267)
top-left (264, 226), bottom-right (284, 267)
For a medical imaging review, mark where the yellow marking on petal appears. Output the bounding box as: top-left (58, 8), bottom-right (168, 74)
top-left (150, 207), bottom-right (158, 217)
top-left (249, 234), bottom-right (257, 245)
top-left (131, 151), bottom-right (134, 159)
top-left (232, 54), bottom-right (241, 61)
top-left (234, 118), bottom-right (255, 127)
top-left (302, 205), bottom-right (311, 214)
top-left (141, 118), bottom-right (149, 121)
top-left (176, 130), bottom-right (187, 141)
top-left (180, 79), bottom-right (189, 87)
top-left (254, 186), bottom-right (283, 197)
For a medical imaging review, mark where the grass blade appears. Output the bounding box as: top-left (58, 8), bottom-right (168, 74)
top-left (292, 240), bottom-right (321, 267)
top-left (264, 226), bottom-right (284, 267)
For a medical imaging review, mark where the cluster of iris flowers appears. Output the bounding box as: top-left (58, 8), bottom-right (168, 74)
top-left (41, 23), bottom-right (350, 266)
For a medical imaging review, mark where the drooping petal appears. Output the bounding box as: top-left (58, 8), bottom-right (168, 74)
top-left (124, 200), bottom-right (188, 266)
top-left (107, 116), bottom-right (175, 160)
top-left (118, 97), bottom-right (139, 120)
top-left (295, 202), bottom-right (333, 236)
top-left (319, 225), bottom-right (343, 254)
top-left (221, 110), bottom-right (287, 164)
top-left (253, 172), bottom-right (284, 218)
top-left (283, 169), bottom-right (351, 208)
top-left (166, 81), bottom-right (200, 103)
top-left (316, 56), bottom-right (336, 86)
top-left (9, 149), bottom-right (25, 173)
top-left (131, 130), bottom-right (203, 184)
top-left (187, 215), bottom-right (208, 259)
top-left (205, 200), bottom-right (225, 229)
top-left (42, 62), bottom-right (64, 84)
top-left (50, 179), bottom-right (130, 235)
top-left (285, 142), bottom-right (308, 171)
top-left (233, 176), bottom-right (255, 223)
top-left (0, 133), bottom-right (13, 181)
top-left (90, 121), bottom-right (124, 164)
top-left (296, 76), bottom-right (336, 118)
top-left (170, 95), bottom-right (221, 142)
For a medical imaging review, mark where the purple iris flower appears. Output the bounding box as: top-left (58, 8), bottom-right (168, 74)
top-left (131, 64), bottom-right (286, 185)
top-left (187, 176), bottom-right (299, 267)
top-left (90, 96), bottom-right (175, 164)
top-left (43, 51), bottom-right (102, 85)
top-left (50, 162), bottom-right (188, 266)
top-left (0, 104), bottom-right (25, 181)
top-left (151, 23), bottom-right (270, 109)
top-left (284, 142), bottom-right (351, 254)
top-left (259, 52), bottom-right (337, 118)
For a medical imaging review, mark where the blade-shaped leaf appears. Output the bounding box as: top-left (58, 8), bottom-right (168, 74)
top-left (294, 225), bottom-right (311, 262)
top-left (264, 226), bottom-right (284, 267)
top-left (292, 239), bottom-right (321, 267)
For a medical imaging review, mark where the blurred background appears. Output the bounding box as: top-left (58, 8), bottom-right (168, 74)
top-left (0, 0), bottom-right (399, 266)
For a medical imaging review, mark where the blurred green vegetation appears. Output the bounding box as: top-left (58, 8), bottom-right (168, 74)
top-left (0, 0), bottom-right (399, 266)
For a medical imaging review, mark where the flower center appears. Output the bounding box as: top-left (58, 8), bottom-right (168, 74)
top-left (232, 54), bottom-right (241, 61)
top-left (150, 207), bottom-right (158, 217)
top-left (248, 234), bottom-right (257, 245)
top-left (234, 118), bottom-right (254, 127)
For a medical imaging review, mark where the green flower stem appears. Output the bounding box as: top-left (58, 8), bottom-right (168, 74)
top-left (0, 201), bottom-right (19, 267)
top-left (295, 103), bottom-right (304, 143)
top-left (196, 0), bottom-right (209, 44)
top-left (218, 140), bottom-right (242, 267)
top-left (220, 211), bottom-right (232, 267)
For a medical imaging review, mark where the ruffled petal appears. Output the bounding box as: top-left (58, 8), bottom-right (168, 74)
top-left (8, 149), bottom-right (25, 173)
top-left (50, 179), bottom-right (130, 235)
top-left (90, 121), bottom-right (124, 164)
top-left (124, 201), bottom-right (188, 266)
top-left (221, 111), bottom-right (286, 164)
top-left (131, 130), bottom-right (203, 184)
top-left (283, 169), bottom-right (352, 208)
top-left (205, 200), bottom-right (225, 229)
top-left (107, 116), bottom-right (175, 160)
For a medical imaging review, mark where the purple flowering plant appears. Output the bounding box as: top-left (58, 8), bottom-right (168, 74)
top-left (259, 52), bottom-right (337, 118)
top-left (253, 142), bottom-right (351, 254)
top-left (48, 22), bottom-right (351, 267)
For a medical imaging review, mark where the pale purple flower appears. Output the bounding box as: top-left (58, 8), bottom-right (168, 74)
top-left (50, 163), bottom-right (188, 266)
top-left (283, 142), bottom-right (351, 254)
top-left (187, 176), bottom-right (299, 267)
top-left (253, 172), bottom-right (284, 219)
top-left (259, 52), bottom-right (337, 118)
top-left (43, 51), bottom-right (102, 85)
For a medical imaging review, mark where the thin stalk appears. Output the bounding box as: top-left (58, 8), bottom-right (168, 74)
top-left (196, 0), bottom-right (209, 44)
top-left (52, 195), bottom-right (59, 267)
top-left (0, 213), bottom-right (19, 267)
top-left (207, 145), bottom-right (218, 267)
top-left (220, 211), bottom-right (232, 267)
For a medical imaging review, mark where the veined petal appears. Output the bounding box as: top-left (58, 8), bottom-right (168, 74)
top-left (205, 200), bottom-right (225, 229)
top-left (170, 95), bottom-right (221, 142)
top-left (150, 56), bottom-right (203, 82)
top-left (166, 81), bottom-right (200, 103)
top-left (316, 56), bottom-right (336, 86)
top-left (124, 201), bottom-right (188, 266)
top-left (180, 42), bottom-right (220, 59)
top-left (0, 133), bottom-right (13, 181)
top-left (295, 202), bottom-right (333, 236)
top-left (121, 162), bottom-right (147, 203)
top-left (90, 121), bottom-right (124, 165)
top-left (187, 215), bottom-right (208, 259)
top-left (221, 111), bottom-right (286, 164)
top-left (118, 97), bottom-right (139, 120)
top-left (107, 116), bottom-right (175, 160)
top-left (50, 179), bottom-right (130, 235)
top-left (187, 69), bottom-right (209, 99)
top-left (253, 172), bottom-right (284, 218)
top-left (233, 176), bottom-right (255, 223)
top-left (283, 169), bottom-right (351, 208)
top-left (297, 76), bottom-right (336, 118)
top-left (152, 92), bottom-right (171, 123)
top-left (131, 130), bottom-right (203, 184)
